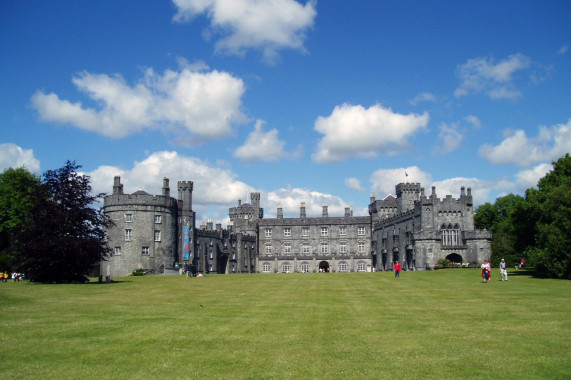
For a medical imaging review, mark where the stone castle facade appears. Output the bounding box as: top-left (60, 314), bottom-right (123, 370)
top-left (102, 177), bottom-right (491, 277)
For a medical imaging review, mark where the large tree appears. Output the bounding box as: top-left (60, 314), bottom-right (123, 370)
top-left (13, 161), bottom-right (112, 283)
top-left (0, 167), bottom-right (42, 271)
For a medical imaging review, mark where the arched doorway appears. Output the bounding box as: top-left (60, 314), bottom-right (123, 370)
top-left (446, 253), bottom-right (463, 263)
top-left (319, 261), bottom-right (330, 273)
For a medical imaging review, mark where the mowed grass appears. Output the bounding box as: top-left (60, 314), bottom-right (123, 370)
top-left (1, 269), bottom-right (570, 379)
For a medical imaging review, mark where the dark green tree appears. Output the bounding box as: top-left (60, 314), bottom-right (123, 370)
top-left (13, 161), bottom-right (112, 283)
top-left (0, 167), bottom-right (42, 271)
top-left (528, 154), bottom-right (571, 278)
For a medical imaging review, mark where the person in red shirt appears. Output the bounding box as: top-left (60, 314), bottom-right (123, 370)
top-left (394, 261), bottom-right (401, 277)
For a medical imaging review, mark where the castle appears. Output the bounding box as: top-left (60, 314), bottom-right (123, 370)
top-left (102, 177), bottom-right (491, 277)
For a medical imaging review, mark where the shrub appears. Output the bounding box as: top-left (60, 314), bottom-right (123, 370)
top-left (131, 269), bottom-right (145, 276)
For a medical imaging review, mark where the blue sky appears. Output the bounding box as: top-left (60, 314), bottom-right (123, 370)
top-left (1, 0), bottom-right (569, 223)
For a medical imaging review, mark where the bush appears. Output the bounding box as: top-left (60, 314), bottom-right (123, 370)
top-left (131, 269), bottom-right (146, 276)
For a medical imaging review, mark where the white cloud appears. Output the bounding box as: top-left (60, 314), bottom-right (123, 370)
top-left (369, 166), bottom-right (432, 199)
top-left (433, 123), bottom-right (464, 155)
top-left (454, 53), bottom-right (531, 100)
top-left (32, 65), bottom-right (247, 145)
top-left (478, 119), bottom-right (571, 167)
top-left (312, 103), bottom-right (429, 163)
top-left (410, 92), bottom-right (436, 105)
top-left (266, 185), bottom-right (348, 218)
top-left (345, 177), bottom-right (363, 191)
top-left (514, 163), bottom-right (553, 190)
top-left (233, 120), bottom-right (288, 162)
top-left (464, 115), bottom-right (482, 129)
top-left (172, 0), bottom-right (317, 62)
top-left (0, 143), bottom-right (41, 173)
top-left (557, 45), bottom-right (568, 55)
top-left (431, 177), bottom-right (496, 207)
top-left (86, 151), bottom-right (253, 221)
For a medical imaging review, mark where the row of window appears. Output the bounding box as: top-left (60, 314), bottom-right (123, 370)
top-left (114, 246), bottom-right (150, 256)
top-left (264, 242), bottom-right (367, 255)
top-left (124, 214), bottom-right (162, 223)
top-left (124, 229), bottom-right (161, 242)
top-left (264, 226), bottom-right (367, 238)
top-left (262, 261), bottom-right (368, 273)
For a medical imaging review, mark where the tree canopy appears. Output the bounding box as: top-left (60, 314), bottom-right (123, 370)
top-left (475, 154), bottom-right (571, 278)
top-left (8, 161), bottom-right (112, 282)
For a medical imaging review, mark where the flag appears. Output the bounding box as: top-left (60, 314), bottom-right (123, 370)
top-left (405, 171), bottom-right (408, 177)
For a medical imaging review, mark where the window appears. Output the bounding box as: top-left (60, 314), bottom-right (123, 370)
top-left (339, 226), bottom-right (347, 236)
top-left (125, 213), bottom-right (133, 222)
top-left (141, 246), bottom-right (149, 255)
top-left (339, 242), bottom-right (347, 254)
top-left (358, 227), bottom-right (366, 236)
top-left (321, 243), bottom-right (328, 254)
top-left (262, 263), bottom-right (272, 273)
top-left (441, 224), bottom-right (460, 246)
top-left (284, 244), bottom-right (291, 254)
top-left (281, 262), bottom-right (291, 273)
top-left (302, 244), bottom-right (310, 254)
top-left (321, 227), bottom-right (328, 236)
top-left (265, 228), bottom-right (272, 238)
top-left (358, 242), bottom-right (366, 253)
top-left (125, 229), bottom-right (132, 241)
top-left (339, 261), bottom-right (348, 272)
top-left (357, 261), bottom-right (367, 272)
top-left (300, 262), bottom-right (310, 273)
top-left (284, 228), bottom-right (291, 237)
top-left (154, 230), bottom-right (161, 242)
top-left (114, 247), bottom-right (121, 256)
top-left (265, 244), bottom-right (273, 255)
top-left (154, 215), bottom-right (162, 223)
top-left (302, 227), bottom-right (310, 237)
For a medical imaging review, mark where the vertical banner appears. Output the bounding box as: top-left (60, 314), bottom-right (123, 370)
top-left (183, 226), bottom-right (190, 261)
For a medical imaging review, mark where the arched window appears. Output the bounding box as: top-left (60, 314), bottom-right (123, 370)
top-left (262, 262), bottom-right (271, 273)
top-left (281, 262), bottom-right (292, 273)
top-left (356, 261), bottom-right (367, 272)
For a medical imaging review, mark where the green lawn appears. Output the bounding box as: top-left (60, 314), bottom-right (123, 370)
top-left (1, 269), bottom-right (569, 379)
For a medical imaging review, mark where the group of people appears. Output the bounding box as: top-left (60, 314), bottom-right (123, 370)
top-left (1, 272), bottom-right (24, 282)
top-left (482, 258), bottom-right (509, 282)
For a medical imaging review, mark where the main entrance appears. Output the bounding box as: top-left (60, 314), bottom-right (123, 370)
top-left (319, 261), bottom-right (330, 273)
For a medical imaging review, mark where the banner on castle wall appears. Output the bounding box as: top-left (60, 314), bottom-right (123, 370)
top-left (183, 226), bottom-right (191, 261)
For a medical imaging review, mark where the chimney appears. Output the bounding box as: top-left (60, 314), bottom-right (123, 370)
top-left (345, 205), bottom-right (351, 217)
top-left (162, 177), bottom-right (170, 197)
top-left (467, 187), bottom-right (472, 197)
top-left (216, 220), bottom-right (222, 232)
top-left (370, 192), bottom-right (376, 203)
top-left (322, 202), bottom-right (328, 217)
top-left (207, 219), bottom-right (213, 231)
top-left (277, 205), bottom-right (283, 219)
top-left (431, 186), bottom-right (437, 198)
top-left (113, 176), bottom-right (123, 195)
top-left (300, 202), bottom-right (306, 218)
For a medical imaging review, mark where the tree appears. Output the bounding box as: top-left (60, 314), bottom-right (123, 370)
top-left (0, 167), bottom-right (42, 271)
top-left (13, 161), bottom-right (112, 283)
top-left (528, 154), bottom-right (571, 278)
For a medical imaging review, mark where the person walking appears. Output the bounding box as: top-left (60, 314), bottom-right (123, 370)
top-left (500, 259), bottom-right (508, 281)
top-left (394, 261), bottom-right (401, 278)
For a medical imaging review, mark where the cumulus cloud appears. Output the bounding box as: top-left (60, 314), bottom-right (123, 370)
top-left (266, 185), bottom-right (348, 218)
top-left (454, 53), bottom-right (531, 100)
top-left (478, 119), bottom-right (571, 167)
top-left (433, 123), bottom-right (464, 155)
top-left (172, 0), bottom-right (317, 61)
top-left (312, 103), bottom-right (429, 163)
top-left (557, 45), bottom-right (568, 55)
top-left (86, 151), bottom-right (253, 221)
top-left (514, 163), bottom-right (553, 190)
top-left (0, 143), bottom-right (41, 173)
top-left (233, 120), bottom-right (289, 162)
top-left (369, 166), bottom-right (432, 198)
top-left (431, 177), bottom-right (497, 207)
top-left (31, 65), bottom-right (247, 145)
top-left (345, 177), bottom-right (363, 191)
